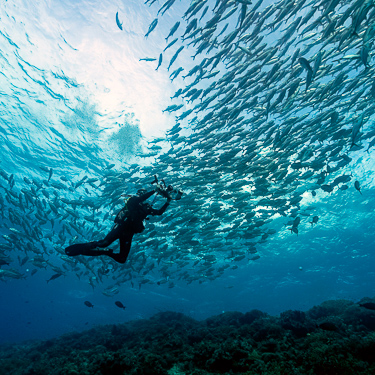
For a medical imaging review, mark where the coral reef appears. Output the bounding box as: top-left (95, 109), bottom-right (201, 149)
top-left (1, 298), bottom-right (375, 375)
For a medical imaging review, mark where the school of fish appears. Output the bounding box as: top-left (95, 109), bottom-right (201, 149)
top-left (0, 0), bottom-right (373, 293)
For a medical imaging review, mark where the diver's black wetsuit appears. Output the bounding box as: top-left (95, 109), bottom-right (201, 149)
top-left (65, 190), bottom-right (169, 264)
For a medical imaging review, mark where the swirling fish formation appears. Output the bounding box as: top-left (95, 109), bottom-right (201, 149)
top-left (1, 0), bottom-right (373, 291)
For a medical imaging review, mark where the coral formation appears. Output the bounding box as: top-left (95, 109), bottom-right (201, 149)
top-left (1, 298), bottom-right (375, 374)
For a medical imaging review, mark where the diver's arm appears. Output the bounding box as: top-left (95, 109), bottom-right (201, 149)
top-left (130, 190), bottom-right (156, 205)
top-left (150, 201), bottom-right (170, 216)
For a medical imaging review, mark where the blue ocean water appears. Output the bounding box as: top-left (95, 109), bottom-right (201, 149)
top-left (1, 0), bottom-right (375, 346)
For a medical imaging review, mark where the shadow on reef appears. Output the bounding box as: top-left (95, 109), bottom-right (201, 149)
top-left (1, 298), bottom-right (375, 375)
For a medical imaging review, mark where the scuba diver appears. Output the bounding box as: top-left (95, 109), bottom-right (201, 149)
top-left (65, 177), bottom-right (182, 264)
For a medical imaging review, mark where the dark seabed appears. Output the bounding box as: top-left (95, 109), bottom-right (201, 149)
top-left (1, 0), bottom-right (375, 373)
top-left (2, 299), bottom-right (375, 374)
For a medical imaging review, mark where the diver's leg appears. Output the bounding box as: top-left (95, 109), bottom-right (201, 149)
top-left (68, 247), bottom-right (114, 257)
top-left (108, 232), bottom-right (134, 264)
top-left (65, 225), bottom-right (121, 257)
top-left (95, 224), bottom-right (121, 248)
top-left (65, 242), bottom-right (113, 257)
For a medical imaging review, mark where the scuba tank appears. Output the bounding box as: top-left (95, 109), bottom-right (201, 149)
top-left (114, 197), bottom-right (131, 224)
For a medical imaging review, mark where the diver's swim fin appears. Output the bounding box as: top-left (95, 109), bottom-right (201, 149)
top-left (65, 242), bottom-right (97, 256)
